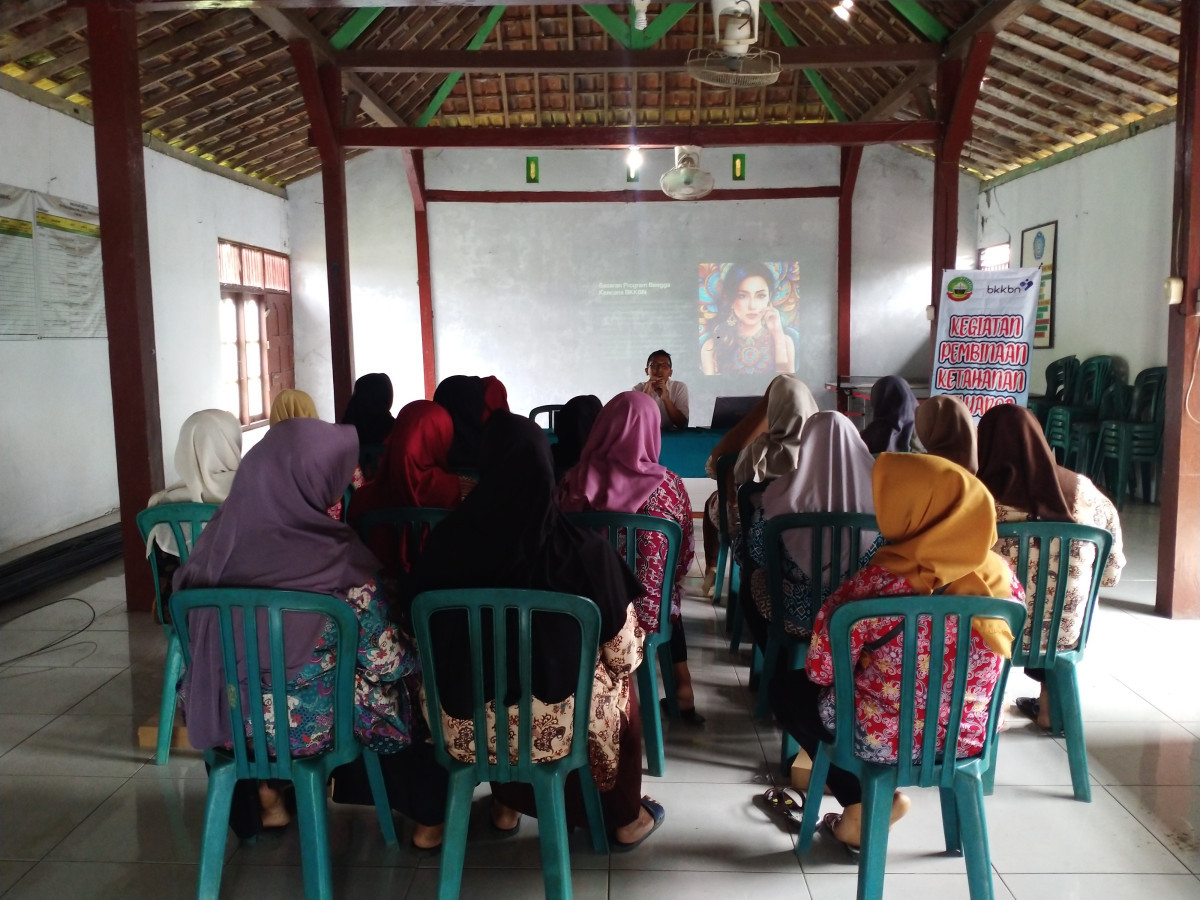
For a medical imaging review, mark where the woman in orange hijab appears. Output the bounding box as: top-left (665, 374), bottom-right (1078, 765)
top-left (770, 453), bottom-right (1022, 852)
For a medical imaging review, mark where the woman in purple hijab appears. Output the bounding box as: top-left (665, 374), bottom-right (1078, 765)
top-left (174, 418), bottom-right (447, 847)
top-left (557, 391), bottom-right (703, 724)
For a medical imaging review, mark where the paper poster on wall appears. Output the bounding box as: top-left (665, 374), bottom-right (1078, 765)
top-left (0, 183), bottom-right (105, 340)
top-left (931, 267), bottom-right (1040, 419)
top-left (1020, 221), bottom-right (1056, 349)
top-left (34, 192), bottom-right (105, 338)
top-left (0, 184), bottom-right (38, 338)
top-left (697, 261), bottom-right (801, 376)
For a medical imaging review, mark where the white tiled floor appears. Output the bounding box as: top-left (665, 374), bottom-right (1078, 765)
top-left (1, 499), bottom-right (1197, 899)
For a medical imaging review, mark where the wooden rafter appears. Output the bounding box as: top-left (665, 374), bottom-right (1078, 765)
top-left (998, 31), bottom-right (1174, 106)
top-left (1039, 0), bottom-right (1178, 62)
top-left (1014, 13), bottom-right (1177, 84)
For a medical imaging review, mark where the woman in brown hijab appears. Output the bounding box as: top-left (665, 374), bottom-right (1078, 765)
top-left (915, 394), bottom-right (978, 473)
top-left (976, 404), bottom-right (1125, 728)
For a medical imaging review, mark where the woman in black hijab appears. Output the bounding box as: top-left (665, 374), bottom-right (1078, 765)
top-left (862, 375), bottom-right (918, 454)
top-left (551, 394), bottom-right (603, 482)
top-left (405, 411), bottom-right (665, 849)
top-left (432, 374), bottom-right (509, 469)
top-left (341, 372), bottom-right (395, 446)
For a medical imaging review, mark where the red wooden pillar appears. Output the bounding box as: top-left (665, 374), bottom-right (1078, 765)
top-left (291, 42), bottom-right (355, 416)
top-left (404, 149), bottom-right (436, 399)
top-left (1156, 0), bottom-right (1200, 618)
top-left (87, 1), bottom-right (163, 613)
top-left (929, 57), bottom-right (963, 346)
top-left (928, 35), bottom-right (993, 350)
top-left (836, 146), bottom-right (863, 413)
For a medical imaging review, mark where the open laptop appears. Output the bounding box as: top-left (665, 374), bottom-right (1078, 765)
top-left (710, 395), bottom-right (761, 429)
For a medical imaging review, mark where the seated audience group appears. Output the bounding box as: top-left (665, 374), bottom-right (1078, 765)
top-left (158, 363), bottom-right (1124, 860)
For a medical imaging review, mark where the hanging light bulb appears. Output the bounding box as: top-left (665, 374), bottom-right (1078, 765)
top-left (833, 3), bottom-right (851, 22)
top-left (633, 0), bottom-right (651, 30)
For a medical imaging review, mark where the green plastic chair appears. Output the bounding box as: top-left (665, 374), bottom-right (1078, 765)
top-left (1043, 355), bottom-right (1114, 464)
top-left (714, 453), bottom-right (743, 641)
top-left (529, 404), bottom-right (565, 431)
top-left (796, 595), bottom-right (1026, 900)
top-left (135, 502), bottom-right (220, 766)
top-left (736, 482), bottom-right (770, 689)
top-left (355, 506), bottom-right (451, 573)
top-left (1026, 355), bottom-right (1079, 425)
top-left (567, 511), bottom-right (681, 778)
top-left (759, 512), bottom-right (880, 764)
top-left (169, 587), bottom-right (399, 900)
top-left (986, 521), bottom-right (1113, 802)
top-left (1064, 377), bottom-right (1129, 476)
top-left (411, 589), bottom-right (609, 900)
top-left (1094, 366), bottom-right (1168, 509)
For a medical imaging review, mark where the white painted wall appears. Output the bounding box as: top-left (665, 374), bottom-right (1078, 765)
top-left (0, 89), bottom-right (288, 554)
top-left (288, 150), bottom-right (425, 419)
top-left (976, 123), bottom-right (1174, 392)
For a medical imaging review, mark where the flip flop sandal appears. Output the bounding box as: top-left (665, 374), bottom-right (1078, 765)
top-left (821, 812), bottom-right (861, 858)
top-left (611, 796), bottom-right (666, 852)
top-left (660, 698), bottom-right (706, 726)
top-left (762, 787), bottom-right (804, 824)
top-left (1015, 696), bottom-right (1040, 721)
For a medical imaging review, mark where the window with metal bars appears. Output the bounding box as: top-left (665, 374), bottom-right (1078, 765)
top-left (218, 240), bottom-right (294, 427)
top-left (976, 242), bottom-right (1011, 271)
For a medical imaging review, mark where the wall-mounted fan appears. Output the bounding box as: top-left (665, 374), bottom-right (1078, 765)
top-left (686, 0), bottom-right (781, 88)
top-left (660, 146), bottom-right (715, 201)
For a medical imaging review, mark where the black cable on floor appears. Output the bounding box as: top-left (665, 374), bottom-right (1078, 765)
top-left (0, 597), bottom-right (99, 667)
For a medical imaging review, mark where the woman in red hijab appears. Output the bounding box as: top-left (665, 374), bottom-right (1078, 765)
top-left (349, 400), bottom-right (470, 575)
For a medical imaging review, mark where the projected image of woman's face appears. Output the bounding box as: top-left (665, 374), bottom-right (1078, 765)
top-left (732, 275), bottom-right (771, 333)
top-left (698, 261), bottom-right (802, 378)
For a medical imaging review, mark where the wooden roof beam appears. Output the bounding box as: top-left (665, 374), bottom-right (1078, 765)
top-left (863, 1), bottom-right (1032, 121)
top-left (984, 63), bottom-right (1129, 127)
top-left (334, 42), bottom-right (941, 74)
top-left (251, 7), bottom-right (406, 126)
top-left (998, 32), bottom-right (1174, 106)
top-left (1101, 0), bottom-right (1181, 36)
top-left (1014, 13), bottom-right (1178, 81)
top-left (944, 33), bottom-right (994, 160)
top-left (0, 6), bottom-right (87, 65)
top-left (339, 120), bottom-right (939, 150)
top-left (1039, 0), bottom-right (1179, 63)
top-left (53, 10), bottom-right (253, 98)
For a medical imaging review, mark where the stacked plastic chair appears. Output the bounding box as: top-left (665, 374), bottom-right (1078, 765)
top-left (1094, 366), bottom-right (1168, 509)
top-left (1043, 355), bottom-right (1114, 465)
top-left (1064, 377), bottom-right (1129, 476)
top-left (1027, 355), bottom-right (1079, 425)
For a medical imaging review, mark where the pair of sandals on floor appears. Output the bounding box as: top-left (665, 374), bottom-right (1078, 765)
top-left (476, 796), bottom-right (665, 854)
top-left (761, 786), bottom-right (859, 857)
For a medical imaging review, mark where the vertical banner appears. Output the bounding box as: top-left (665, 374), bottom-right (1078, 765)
top-left (931, 267), bottom-right (1040, 418)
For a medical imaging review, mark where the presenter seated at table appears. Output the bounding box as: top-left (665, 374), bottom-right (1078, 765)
top-left (634, 350), bottom-right (689, 430)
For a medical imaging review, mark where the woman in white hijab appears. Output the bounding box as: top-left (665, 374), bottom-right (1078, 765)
top-left (699, 375), bottom-right (821, 596)
top-left (732, 375), bottom-right (820, 484)
top-left (742, 411), bottom-right (879, 648)
top-left (145, 409), bottom-right (242, 556)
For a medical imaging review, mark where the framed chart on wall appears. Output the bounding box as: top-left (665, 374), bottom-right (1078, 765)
top-left (1021, 221), bottom-right (1057, 348)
